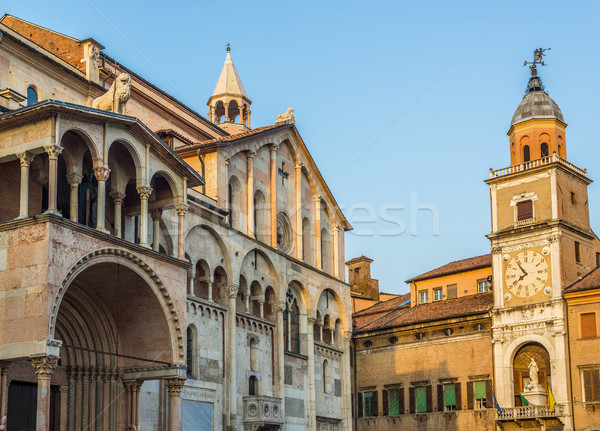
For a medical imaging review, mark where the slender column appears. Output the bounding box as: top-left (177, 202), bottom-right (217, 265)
top-left (226, 284), bottom-right (239, 430)
top-left (341, 333), bottom-right (353, 431)
top-left (44, 145), bottom-right (63, 214)
top-left (0, 361), bottom-right (9, 424)
top-left (124, 380), bottom-right (142, 430)
top-left (164, 378), bottom-right (186, 431)
top-left (57, 386), bottom-right (68, 431)
top-left (332, 224), bottom-right (340, 278)
top-left (269, 144), bottom-right (278, 247)
top-left (93, 167), bottom-right (110, 232)
top-left (207, 277), bottom-right (213, 302)
top-left (247, 150), bottom-right (255, 238)
top-left (174, 203), bottom-right (188, 259)
top-left (188, 266), bottom-right (196, 296)
top-left (314, 195), bottom-right (322, 269)
top-left (150, 208), bottom-right (163, 251)
top-left (224, 157), bottom-right (231, 224)
top-left (259, 298), bottom-right (265, 319)
top-left (66, 173), bottom-right (83, 222)
top-left (136, 187), bottom-right (153, 247)
top-left (224, 102), bottom-right (230, 122)
top-left (30, 355), bottom-right (58, 431)
top-left (295, 162), bottom-right (304, 259)
top-left (247, 110), bottom-right (252, 128)
top-left (275, 302), bottom-right (286, 416)
top-left (16, 152), bottom-right (34, 219)
top-left (110, 192), bottom-right (126, 238)
top-left (306, 316), bottom-right (317, 431)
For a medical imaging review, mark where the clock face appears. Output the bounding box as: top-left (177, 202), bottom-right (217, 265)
top-left (505, 250), bottom-right (549, 298)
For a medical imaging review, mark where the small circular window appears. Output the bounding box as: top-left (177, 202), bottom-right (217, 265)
top-left (276, 212), bottom-right (294, 254)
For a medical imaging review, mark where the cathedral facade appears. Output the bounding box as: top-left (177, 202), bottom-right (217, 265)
top-left (0, 15), bottom-right (352, 431)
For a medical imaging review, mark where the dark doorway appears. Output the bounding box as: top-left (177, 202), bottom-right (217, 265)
top-left (7, 381), bottom-right (56, 431)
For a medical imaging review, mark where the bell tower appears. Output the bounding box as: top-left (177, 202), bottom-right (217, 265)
top-left (486, 49), bottom-right (600, 429)
top-left (207, 45), bottom-right (252, 134)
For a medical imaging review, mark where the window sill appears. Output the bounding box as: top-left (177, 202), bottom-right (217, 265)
top-left (284, 351), bottom-right (308, 361)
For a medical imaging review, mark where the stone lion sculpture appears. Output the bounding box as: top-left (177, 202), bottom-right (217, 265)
top-left (276, 108), bottom-right (295, 124)
top-left (92, 72), bottom-right (131, 114)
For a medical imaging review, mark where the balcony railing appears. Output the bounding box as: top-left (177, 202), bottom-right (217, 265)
top-left (489, 154), bottom-right (587, 179)
top-left (497, 404), bottom-right (564, 420)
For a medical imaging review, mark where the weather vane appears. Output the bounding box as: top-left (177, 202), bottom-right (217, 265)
top-left (524, 48), bottom-right (551, 72)
top-left (226, 43), bottom-right (231, 52)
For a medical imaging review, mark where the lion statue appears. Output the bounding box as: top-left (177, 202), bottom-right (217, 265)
top-left (276, 108), bottom-right (295, 124)
top-left (92, 72), bottom-right (131, 114)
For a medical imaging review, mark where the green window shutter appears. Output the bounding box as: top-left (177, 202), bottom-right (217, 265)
top-left (409, 387), bottom-right (415, 414)
top-left (382, 390), bottom-right (389, 416)
top-left (467, 382), bottom-right (474, 409)
top-left (358, 392), bottom-right (363, 418)
top-left (373, 390), bottom-right (379, 416)
top-left (389, 389), bottom-right (400, 415)
top-left (398, 387), bottom-right (405, 414)
top-left (437, 385), bottom-right (444, 412)
top-left (593, 370), bottom-right (600, 401)
top-left (474, 381), bottom-right (486, 399)
top-left (364, 391), bottom-right (373, 417)
top-left (455, 382), bottom-right (462, 410)
top-left (486, 380), bottom-right (493, 408)
top-left (416, 387), bottom-right (427, 413)
top-left (444, 384), bottom-right (456, 407)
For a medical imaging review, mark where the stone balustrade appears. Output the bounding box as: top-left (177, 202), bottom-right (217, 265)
top-left (496, 404), bottom-right (564, 420)
top-left (489, 154), bottom-right (587, 178)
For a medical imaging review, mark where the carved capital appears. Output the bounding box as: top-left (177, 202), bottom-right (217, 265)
top-left (224, 156), bottom-right (231, 166)
top-left (228, 284), bottom-right (239, 298)
top-left (150, 208), bottom-right (163, 221)
top-left (548, 234), bottom-right (561, 244)
top-left (110, 192), bottom-right (126, 205)
top-left (270, 143), bottom-right (279, 153)
top-left (307, 316), bottom-right (317, 326)
top-left (247, 150), bottom-right (256, 159)
top-left (66, 173), bottom-right (83, 186)
top-left (93, 166), bottom-right (111, 182)
top-left (16, 152), bottom-right (35, 168)
top-left (344, 331), bottom-right (353, 341)
top-left (123, 379), bottom-right (143, 393)
top-left (44, 144), bottom-right (63, 160)
top-left (314, 194), bottom-right (322, 203)
top-left (136, 186), bottom-right (153, 200)
top-left (276, 301), bottom-right (287, 313)
top-left (174, 203), bottom-right (189, 216)
top-left (491, 246), bottom-right (503, 255)
top-left (295, 161), bottom-right (304, 170)
top-left (30, 355), bottom-right (59, 379)
top-left (164, 377), bottom-right (186, 396)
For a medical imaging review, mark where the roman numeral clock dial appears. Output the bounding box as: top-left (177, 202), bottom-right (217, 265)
top-left (504, 250), bottom-right (549, 298)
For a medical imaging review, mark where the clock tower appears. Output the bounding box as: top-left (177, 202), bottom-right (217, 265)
top-left (486, 50), bottom-right (600, 430)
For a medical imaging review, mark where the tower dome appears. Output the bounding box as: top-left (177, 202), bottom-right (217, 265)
top-left (507, 53), bottom-right (567, 166)
top-left (510, 74), bottom-right (564, 127)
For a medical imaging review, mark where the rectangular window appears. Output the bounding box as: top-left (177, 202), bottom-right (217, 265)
top-left (581, 313), bottom-right (597, 338)
top-left (447, 284), bottom-right (457, 299)
top-left (575, 241), bottom-right (581, 264)
top-left (444, 384), bottom-right (456, 411)
top-left (474, 381), bottom-right (487, 409)
top-left (389, 389), bottom-right (400, 415)
top-left (364, 391), bottom-right (373, 417)
top-left (583, 369), bottom-right (600, 402)
top-left (433, 287), bottom-right (443, 301)
top-left (596, 252), bottom-right (600, 268)
top-left (477, 279), bottom-right (490, 293)
top-left (419, 290), bottom-right (429, 304)
top-left (517, 200), bottom-right (533, 221)
top-left (416, 387), bottom-right (427, 413)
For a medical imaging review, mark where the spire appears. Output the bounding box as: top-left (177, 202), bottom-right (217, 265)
top-left (211, 46), bottom-right (248, 100)
top-left (207, 46), bottom-right (252, 132)
top-left (523, 48), bottom-right (550, 93)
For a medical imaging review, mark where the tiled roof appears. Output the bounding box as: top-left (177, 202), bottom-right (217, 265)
top-left (177, 124), bottom-right (288, 149)
top-left (564, 267), bottom-right (600, 294)
top-left (405, 254), bottom-right (492, 283)
top-left (354, 292), bottom-right (493, 334)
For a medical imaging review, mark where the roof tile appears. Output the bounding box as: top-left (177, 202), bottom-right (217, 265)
top-left (406, 254), bottom-right (492, 283)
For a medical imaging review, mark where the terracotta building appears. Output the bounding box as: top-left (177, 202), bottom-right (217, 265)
top-left (350, 50), bottom-right (600, 431)
top-left (0, 15), bottom-right (353, 431)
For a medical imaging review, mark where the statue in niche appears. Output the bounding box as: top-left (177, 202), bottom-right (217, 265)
top-left (528, 358), bottom-right (539, 388)
top-left (92, 72), bottom-right (131, 114)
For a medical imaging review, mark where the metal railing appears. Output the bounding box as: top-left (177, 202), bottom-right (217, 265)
top-left (489, 154), bottom-right (587, 178)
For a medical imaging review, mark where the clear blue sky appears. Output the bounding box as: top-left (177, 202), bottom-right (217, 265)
top-left (6, 1), bottom-right (600, 294)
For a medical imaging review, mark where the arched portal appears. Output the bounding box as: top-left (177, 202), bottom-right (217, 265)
top-left (47, 252), bottom-right (183, 430)
top-left (512, 342), bottom-right (551, 406)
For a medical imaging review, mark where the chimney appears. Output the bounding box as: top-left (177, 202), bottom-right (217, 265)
top-left (346, 256), bottom-right (380, 301)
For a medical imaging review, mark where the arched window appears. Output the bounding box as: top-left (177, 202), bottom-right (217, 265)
top-left (283, 289), bottom-right (300, 354)
top-left (541, 143), bottom-right (549, 158)
top-left (228, 183), bottom-right (233, 227)
top-left (523, 145), bottom-right (530, 162)
top-left (27, 86), bottom-right (38, 105)
top-left (186, 325), bottom-right (197, 379)
top-left (249, 375), bottom-right (258, 395)
top-left (323, 359), bottom-right (330, 393)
